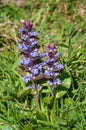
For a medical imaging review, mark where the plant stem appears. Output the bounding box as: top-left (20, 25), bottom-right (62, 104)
top-left (32, 80), bottom-right (40, 109)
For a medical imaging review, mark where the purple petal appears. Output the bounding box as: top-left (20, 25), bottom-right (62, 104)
top-left (47, 80), bottom-right (53, 86)
top-left (17, 44), bottom-right (23, 49)
top-left (47, 67), bottom-right (53, 71)
top-left (19, 29), bottom-right (26, 34)
top-left (30, 32), bottom-right (38, 37)
top-left (30, 51), bottom-right (39, 58)
top-left (26, 86), bottom-right (33, 89)
top-left (36, 84), bottom-right (40, 91)
top-left (18, 39), bottom-right (23, 43)
top-left (40, 62), bottom-right (46, 67)
top-left (31, 68), bottom-right (39, 75)
top-left (45, 70), bottom-right (54, 77)
top-left (31, 41), bottom-right (38, 46)
top-left (22, 75), bottom-right (31, 83)
top-left (55, 52), bottom-right (62, 58)
top-left (40, 53), bottom-right (47, 58)
top-left (54, 79), bottom-right (61, 85)
top-left (54, 64), bottom-right (64, 70)
top-left (19, 58), bottom-right (30, 66)
top-left (54, 72), bottom-right (59, 77)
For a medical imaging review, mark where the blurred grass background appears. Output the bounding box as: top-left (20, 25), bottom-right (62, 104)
top-left (0, 0), bottom-right (86, 130)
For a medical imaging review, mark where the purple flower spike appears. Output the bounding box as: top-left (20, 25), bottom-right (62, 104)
top-left (18, 20), bottom-right (64, 110)
top-left (45, 43), bottom-right (64, 87)
top-left (18, 21), bottom-right (64, 94)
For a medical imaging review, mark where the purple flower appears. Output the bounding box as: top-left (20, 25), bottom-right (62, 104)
top-left (54, 72), bottom-right (59, 77)
top-left (45, 43), bottom-right (64, 87)
top-left (21, 35), bottom-right (28, 41)
top-left (36, 84), bottom-right (40, 91)
top-left (19, 29), bottom-right (26, 34)
top-left (54, 64), bottom-right (64, 71)
top-left (31, 68), bottom-right (39, 75)
top-left (47, 80), bottom-right (53, 86)
top-left (17, 44), bottom-right (30, 51)
top-left (46, 59), bottom-right (54, 67)
top-left (55, 52), bottom-right (62, 58)
top-left (22, 75), bottom-right (31, 83)
top-left (47, 67), bottom-right (53, 71)
top-left (18, 39), bottom-right (23, 43)
top-left (37, 65), bottom-right (43, 73)
top-left (17, 44), bottom-right (23, 49)
top-left (19, 58), bottom-right (30, 66)
top-left (30, 50), bottom-right (39, 58)
top-left (26, 86), bottom-right (33, 89)
top-left (31, 41), bottom-right (38, 46)
top-left (54, 79), bottom-right (61, 85)
top-left (30, 32), bottom-right (38, 37)
top-left (40, 53), bottom-right (47, 58)
top-left (45, 70), bottom-right (54, 77)
top-left (23, 45), bottom-right (29, 51)
top-left (41, 62), bottom-right (46, 66)
top-left (47, 79), bottom-right (61, 86)
top-left (54, 63), bottom-right (64, 72)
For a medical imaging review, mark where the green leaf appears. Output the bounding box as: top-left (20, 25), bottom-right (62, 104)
top-left (43, 96), bottom-right (53, 105)
top-left (41, 89), bottom-right (51, 93)
top-left (35, 127), bottom-right (54, 130)
top-left (37, 120), bottom-right (57, 128)
top-left (64, 98), bottom-right (74, 107)
top-left (2, 125), bottom-right (18, 130)
top-left (68, 110), bottom-right (77, 121)
top-left (57, 118), bottom-right (67, 126)
top-left (2, 126), bottom-right (12, 130)
top-left (62, 78), bottom-right (71, 89)
top-left (17, 87), bottom-right (32, 98)
top-left (22, 124), bottom-right (32, 130)
top-left (56, 91), bottom-right (67, 99)
top-left (36, 110), bottom-right (47, 121)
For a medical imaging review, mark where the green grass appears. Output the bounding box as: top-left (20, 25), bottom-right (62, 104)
top-left (0, 0), bottom-right (86, 130)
